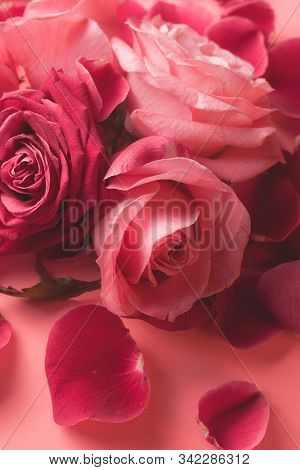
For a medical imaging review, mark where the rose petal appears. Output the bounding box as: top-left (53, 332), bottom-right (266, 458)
top-left (207, 16), bottom-right (268, 77)
top-left (150, 1), bottom-right (216, 36)
top-left (215, 271), bottom-right (281, 348)
top-left (118, 0), bottom-right (147, 44)
top-left (198, 381), bottom-right (270, 450)
top-left (257, 261), bottom-right (300, 335)
top-left (76, 58), bottom-right (129, 122)
top-left (233, 159), bottom-right (300, 242)
top-left (0, 314), bottom-right (12, 350)
top-left (2, 14), bottom-right (112, 88)
top-left (45, 304), bottom-right (150, 426)
top-left (266, 38), bottom-right (300, 118)
top-left (223, 1), bottom-right (275, 39)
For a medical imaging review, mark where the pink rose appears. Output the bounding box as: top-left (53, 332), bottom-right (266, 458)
top-left (94, 136), bottom-right (250, 322)
top-left (112, 17), bottom-right (283, 182)
top-left (118, 0), bottom-right (273, 76)
top-left (0, 59), bottom-right (128, 254)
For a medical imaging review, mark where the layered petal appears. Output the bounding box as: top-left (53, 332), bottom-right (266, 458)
top-left (207, 16), bottom-right (268, 77)
top-left (215, 271), bottom-right (281, 348)
top-left (266, 38), bottom-right (300, 119)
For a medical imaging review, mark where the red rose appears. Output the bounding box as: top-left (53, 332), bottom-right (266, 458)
top-left (0, 59), bottom-right (128, 253)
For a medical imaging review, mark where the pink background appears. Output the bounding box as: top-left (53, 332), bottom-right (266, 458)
top-left (0, 0), bottom-right (300, 450)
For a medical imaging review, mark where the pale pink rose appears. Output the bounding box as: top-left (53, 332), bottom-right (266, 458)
top-left (0, 0), bottom-right (113, 87)
top-left (112, 17), bottom-right (284, 182)
top-left (94, 136), bottom-right (250, 322)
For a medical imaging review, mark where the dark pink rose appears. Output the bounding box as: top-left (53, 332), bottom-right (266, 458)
top-left (112, 17), bottom-right (283, 182)
top-left (94, 136), bottom-right (250, 322)
top-left (0, 59), bottom-right (128, 254)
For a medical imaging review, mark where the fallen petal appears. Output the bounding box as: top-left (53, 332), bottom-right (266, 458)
top-left (46, 305), bottom-right (150, 426)
top-left (198, 381), bottom-right (270, 449)
top-left (215, 271), bottom-right (281, 348)
top-left (257, 260), bottom-right (300, 335)
top-left (0, 315), bottom-right (12, 350)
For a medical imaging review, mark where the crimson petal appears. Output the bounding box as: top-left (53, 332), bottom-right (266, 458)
top-left (266, 39), bottom-right (300, 118)
top-left (233, 160), bottom-right (300, 242)
top-left (257, 261), bottom-right (300, 335)
top-left (207, 16), bottom-right (268, 77)
top-left (215, 271), bottom-right (281, 348)
top-left (198, 381), bottom-right (270, 450)
top-left (223, 1), bottom-right (275, 39)
top-left (0, 314), bottom-right (12, 350)
top-left (45, 305), bottom-right (150, 426)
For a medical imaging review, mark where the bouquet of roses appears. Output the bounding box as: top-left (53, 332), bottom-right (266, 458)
top-left (0, 0), bottom-right (299, 450)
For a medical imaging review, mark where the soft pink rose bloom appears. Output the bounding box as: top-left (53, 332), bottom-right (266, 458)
top-left (112, 17), bottom-right (283, 182)
top-left (117, 0), bottom-right (272, 76)
top-left (0, 1), bottom-right (113, 87)
top-left (94, 136), bottom-right (250, 322)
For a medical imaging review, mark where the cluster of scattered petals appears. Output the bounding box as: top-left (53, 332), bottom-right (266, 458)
top-left (45, 305), bottom-right (150, 426)
top-left (198, 381), bottom-right (270, 449)
top-left (0, 314), bottom-right (12, 350)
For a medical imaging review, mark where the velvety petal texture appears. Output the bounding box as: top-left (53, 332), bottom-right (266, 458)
top-left (112, 16), bottom-right (283, 182)
top-left (198, 381), bottom-right (270, 449)
top-left (266, 38), bottom-right (300, 119)
top-left (215, 270), bottom-right (281, 348)
top-left (206, 16), bottom-right (268, 77)
top-left (257, 261), bottom-right (300, 335)
top-left (95, 136), bottom-right (250, 323)
top-left (46, 305), bottom-right (150, 426)
top-left (0, 314), bottom-right (12, 350)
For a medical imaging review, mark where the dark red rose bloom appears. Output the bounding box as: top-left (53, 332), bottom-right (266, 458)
top-left (0, 59), bottom-right (128, 253)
